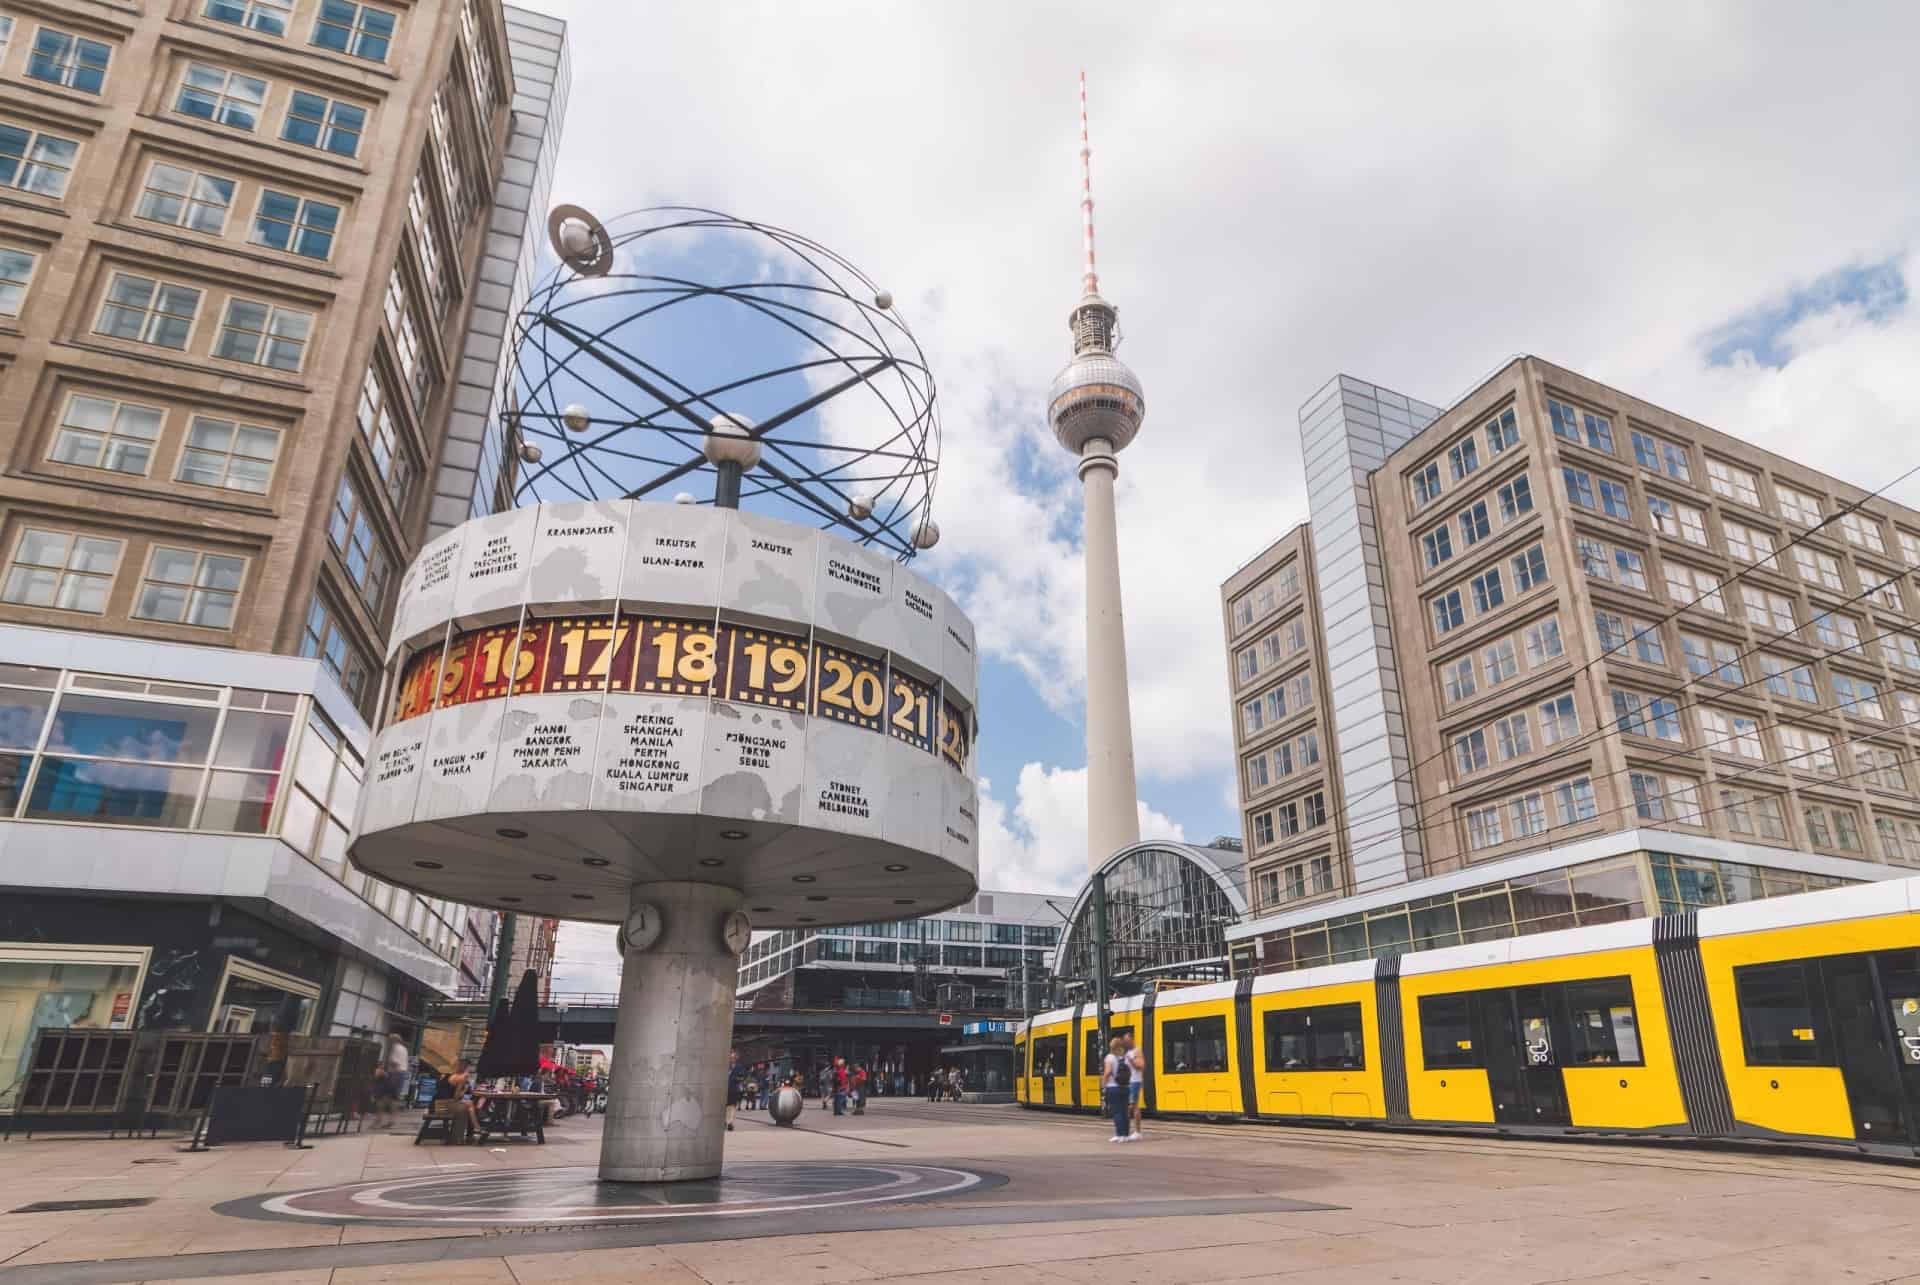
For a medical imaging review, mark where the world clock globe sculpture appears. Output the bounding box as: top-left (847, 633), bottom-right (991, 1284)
top-left (349, 206), bottom-right (977, 1183)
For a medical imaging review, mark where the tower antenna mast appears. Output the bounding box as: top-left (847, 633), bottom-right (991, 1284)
top-left (1079, 69), bottom-right (1099, 299)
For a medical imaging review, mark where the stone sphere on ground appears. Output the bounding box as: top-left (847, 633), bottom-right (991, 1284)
top-left (770, 1085), bottom-right (804, 1126)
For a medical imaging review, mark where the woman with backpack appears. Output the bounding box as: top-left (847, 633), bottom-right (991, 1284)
top-left (1101, 1035), bottom-right (1133, 1142)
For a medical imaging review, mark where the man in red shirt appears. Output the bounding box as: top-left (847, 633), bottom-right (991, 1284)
top-left (832, 1057), bottom-right (849, 1116)
top-left (852, 1064), bottom-right (869, 1114)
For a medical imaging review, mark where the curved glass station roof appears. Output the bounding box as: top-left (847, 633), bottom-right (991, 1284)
top-left (1050, 841), bottom-right (1248, 997)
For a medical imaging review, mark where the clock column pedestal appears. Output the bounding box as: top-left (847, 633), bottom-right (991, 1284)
top-left (598, 880), bottom-right (746, 1183)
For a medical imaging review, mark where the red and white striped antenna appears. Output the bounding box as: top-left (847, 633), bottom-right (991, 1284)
top-left (1079, 69), bottom-right (1099, 298)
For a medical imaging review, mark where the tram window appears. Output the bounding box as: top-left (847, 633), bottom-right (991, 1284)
top-left (1031, 1034), bottom-right (1068, 1078)
top-left (1881, 955), bottom-right (1920, 1068)
top-left (1563, 977), bottom-right (1643, 1065)
top-left (1085, 1025), bottom-right (1133, 1069)
top-left (1419, 993), bottom-right (1480, 1069)
top-left (1263, 1003), bottom-right (1366, 1071)
top-left (1734, 961), bottom-right (1832, 1066)
top-left (1162, 1015), bottom-right (1229, 1074)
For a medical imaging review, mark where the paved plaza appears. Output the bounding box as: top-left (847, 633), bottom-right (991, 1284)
top-left (2, 1099), bottom-right (1920, 1284)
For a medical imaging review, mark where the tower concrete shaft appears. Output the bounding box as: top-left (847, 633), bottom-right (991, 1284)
top-left (1078, 439), bottom-right (1141, 869)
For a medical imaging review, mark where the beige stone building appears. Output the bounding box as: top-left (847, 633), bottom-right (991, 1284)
top-left (0, 0), bottom-right (573, 1068)
top-left (1224, 358), bottom-right (1917, 975)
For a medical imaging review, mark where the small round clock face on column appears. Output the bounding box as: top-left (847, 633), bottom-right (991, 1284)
top-left (721, 910), bottom-right (752, 956)
top-left (622, 902), bottom-right (663, 953)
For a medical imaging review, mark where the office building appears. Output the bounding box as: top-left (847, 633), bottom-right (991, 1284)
top-left (1225, 357), bottom-right (1915, 973)
top-left (0, 0), bottom-right (567, 1082)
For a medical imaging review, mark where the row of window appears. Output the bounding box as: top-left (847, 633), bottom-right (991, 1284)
top-left (1462, 772), bottom-right (1598, 852)
top-left (1231, 560), bottom-right (1303, 633)
top-left (84, 269), bottom-right (315, 372)
top-left (43, 391), bottom-right (284, 497)
top-left (2, 526), bottom-right (244, 629)
top-left (1420, 470), bottom-right (1534, 571)
top-left (202, 0), bottom-right (397, 62)
top-left (1429, 543), bottom-right (1551, 638)
top-left (1239, 669), bottom-right (1314, 737)
top-left (1410, 405), bottom-right (1522, 509)
top-left (1254, 853), bottom-right (1334, 910)
top-left (1250, 789), bottom-right (1328, 849)
top-left (1451, 691), bottom-right (1581, 781)
top-left (1439, 614), bottom-right (1565, 708)
top-left (134, 159), bottom-right (342, 261)
top-left (1244, 729), bottom-right (1322, 794)
top-left (1234, 615), bottom-right (1307, 686)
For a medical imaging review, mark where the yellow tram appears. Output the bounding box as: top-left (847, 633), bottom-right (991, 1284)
top-left (1018, 876), bottom-right (1920, 1156)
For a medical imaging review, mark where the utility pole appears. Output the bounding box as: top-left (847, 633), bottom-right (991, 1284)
top-left (1090, 871), bottom-right (1111, 1051)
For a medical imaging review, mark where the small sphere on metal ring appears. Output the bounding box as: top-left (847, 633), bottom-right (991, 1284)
top-left (704, 413), bottom-right (762, 469)
top-left (673, 492), bottom-right (696, 505)
top-left (912, 517), bottom-right (940, 550)
top-left (557, 217), bottom-right (594, 259)
top-left (847, 492), bottom-right (874, 520)
top-left (561, 403), bottom-right (593, 433)
top-left (873, 289), bottom-right (893, 311)
top-left (518, 441), bottom-right (543, 464)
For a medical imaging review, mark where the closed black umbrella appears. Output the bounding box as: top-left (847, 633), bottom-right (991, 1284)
top-left (505, 969), bottom-right (543, 1080)
top-left (472, 998), bottom-right (512, 1079)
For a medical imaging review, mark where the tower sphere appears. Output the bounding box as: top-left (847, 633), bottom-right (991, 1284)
top-left (1047, 350), bottom-right (1145, 457)
top-left (562, 403), bottom-right (593, 433)
top-left (557, 217), bottom-right (595, 258)
top-left (703, 413), bottom-right (762, 468)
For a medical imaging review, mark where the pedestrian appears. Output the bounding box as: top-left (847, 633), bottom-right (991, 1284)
top-left (376, 1030), bottom-right (410, 1129)
top-left (1102, 1035), bottom-right (1132, 1142)
top-left (1124, 1031), bottom-right (1146, 1140)
top-left (832, 1056), bottom-right (849, 1115)
top-left (726, 1051), bottom-right (744, 1132)
top-left (926, 1066), bottom-right (941, 1103)
top-left (852, 1063), bottom-right (868, 1114)
top-left (953, 1068), bottom-right (966, 1099)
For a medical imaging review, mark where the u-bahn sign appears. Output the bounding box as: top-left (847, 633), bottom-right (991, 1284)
top-left (349, 501), bottom-right (979, 930)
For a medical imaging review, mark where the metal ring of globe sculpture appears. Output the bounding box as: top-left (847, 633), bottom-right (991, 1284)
top-left (510, 205), bottom-right (940, 557)
top-left (350, 205), bottom-right (977, 1185)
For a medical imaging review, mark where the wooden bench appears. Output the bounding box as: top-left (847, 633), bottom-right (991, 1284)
top-left (414, 1099), bottom-right (470, 1145)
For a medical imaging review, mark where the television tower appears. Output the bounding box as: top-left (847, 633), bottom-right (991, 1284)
top-left (1047, 72), bottom-right (1146, 872)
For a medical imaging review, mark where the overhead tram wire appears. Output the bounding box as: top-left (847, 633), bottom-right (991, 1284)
top-left (1300, 552), bottom-right (1920, 859)
top-left (1274, 455), bottom-right (1920, 835)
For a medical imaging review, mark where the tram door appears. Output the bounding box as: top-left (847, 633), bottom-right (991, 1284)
top-left (1822, 953), bottom-right (1917, 1144)
top-left (1479, 987), bottom-right (1571, 1127)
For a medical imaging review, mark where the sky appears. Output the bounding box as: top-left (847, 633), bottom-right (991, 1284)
top-left (531, 0), bottom-right (1920, 992)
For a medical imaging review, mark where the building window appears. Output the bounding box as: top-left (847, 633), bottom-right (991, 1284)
top-left (1481, 637), bottom-right (1518, 687)
top-left (355, 367), bottom-right (414, 507)
top-left (204, 0), bottom-right (293, 36)
top-left (1548, 398), bottom-right (1613, 453)
top-left (1900, 531), bottom-right (1920, 568)
top-left (1443, 656), bottom-right (1476, 704)
top-left (1252, 810), bottom-right (1274, 846)
top-left (178, 416), bottom-right (279, 494)
top-left (1277, 800), bottom-right (1300, 837)
top-left (1510, 544), bottom-right (1548, 592)
top-left (49, 393), bottom-right (164, 477)
top-left (1241, 697), bottom-right (1263, 736)
top-left (1809, 609), bottom-right (1862, 652)
top-left (1466, 805), bottom-right (1503, 851)
top-left (1791, 546), bottom-right (1844, 592)
top-left (1453, 729), bottom-right (1488, 775)
top-left (133, 547), bottom-right (245, 629)
top-left (1562, 466), bottom-right (1596, 511)
top-left (0, 122), bottom-right (78, 198)
top-left (1868, 579), bottom-right (1904, 613)
top-left (1457, 500), bottom-right (1490, 548)
top-left (214, 298), bottom-right (311, 372)
top-left (1630, 772), bottom-right (1702, 824)
top-left (0, 245), bottom-right (32, 316)
top-left (1555, 775), bottom-right (1597, 824)
top-left (1263, 686), bottom-right (1286, 724)
top-left (283, 91), bottom-right (366, 157)
top-left (460, 0), bottom-right (497, 109)
top-left (1630, 429), bottom-right (1690, 481)
top-left (1700, 708), bottom-right (1764, 759)
top-left (1613, 689), bottom-right (1682, 742)
top-left (1891, 635), bottom-right (1920, 673)
top-left (1432, 589), bottom-right (1463, 635)
top-left (1612, 547), bottom-right (1647, 590)
top-left (328, 475), bottom-right (390, 610)
top-left (1, 528), bottom-right (120, 613)
top-left (1497, 474), bottom-right (1532, 521)
top-left (1680, 633), bottom-right (1742, 683)
top-left (1663, 562), bottom-right (1725, 614)
top-left (311, 0), bottom-right (396, 61)
top-left (1648, 494), bottom-right (1708, 546)
top-left (1594, 609), bottom-right (1629, 656)
top-left (1422, 523), bottom-right (1452, 568)
top-left (301, 596), bottom-right (373, 706)
top-left (384, 269), bottom-right (428, 403)
top-left (1720, 788), bottom-right (1788, 841)
top-left (1775, 483), bottom-right (1821, 527)
top-left (1722, 519), bottom-right (1776, 567)
top-left (1484, 407), bottom-right (1519, 455)
top-left (1509, 792), bottom-right (1548, 837)
top-left (1760, 655), bottom-right (1819, 704)
top-left (176, 63), bottom-right (268, 131)
top-left (1412, 461), bottom-right (1441, 507)
top-left (95, 273), bottom-right (201, 350)
top-left (1493, 712), bottom-right (1531, 761)
top-left (1839, 512), bottom-right (1886, 554)
top-left (1448, 437), bottom-right (1479, 482)
top-left (1706, 458), bottom-right (1760, 506)
top-left (1470, 567), bottom-right (1504, 615)
top-left (250, 190), bottom-right (340, 260)
top-left (26, 28), bottom-right (111, 94)
top-left (1854, 744), bottom-right (1905, 791)
top-left (1236, 646), bottom-right (1257, 683)
top-left (1246, 753), bottom-right (1269, 791)
top-left (407, 177), bottom-right (449, 316)
top-left (1831, 673), bottom-right (1883, 720)
top-left (1802, 803), bottom-right (1862, 853)
top-left (1740, 587), bottom-right (1794, 635)
top-left (1777, 725), bottom-right (1838, 776)
top-left (1524, 618), bottom-right (1564, 667)
top-left (1536, 693), bottom-right (1578, 744)
top-left (1875, 817), bottom-right (1920, 864)
top-left (1629, 620), bottom-right (1665, 665)
top-left (1577, 537), bottom-right (1610, 581)
top-left (135, 162), bottom-right (235, 234)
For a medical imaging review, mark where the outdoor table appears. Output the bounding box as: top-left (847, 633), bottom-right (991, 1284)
top-left (473, 1091), bottom-right (555, 1144)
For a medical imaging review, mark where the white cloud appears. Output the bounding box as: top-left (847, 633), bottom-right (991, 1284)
top-left (525, 0), bottom-right (1920, 845)
top-left (977, 765), bottom-right (1186, 896)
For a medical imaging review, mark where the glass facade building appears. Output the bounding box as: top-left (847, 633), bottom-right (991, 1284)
top-left (1051, 841), bottom-right (1249, 998)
